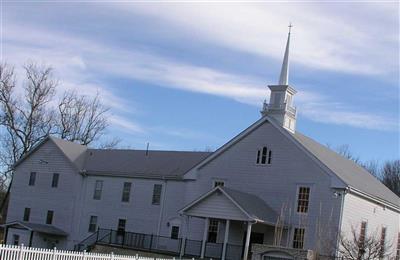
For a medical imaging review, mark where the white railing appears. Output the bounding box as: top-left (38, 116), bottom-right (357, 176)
top-left (0, 244), bottom-right (194, 260)
top-left (262, 102), bottom-right (297, 115)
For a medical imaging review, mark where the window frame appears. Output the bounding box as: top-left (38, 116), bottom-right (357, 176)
top-left (256, 146), bottom-right (272, 165)
top-left (23, 207), bottom-right (30, 222)
top-left (29, 172), bottom-right (36, 186)
top-left (46, 210), bottom-right (54, 225)
top-left (296, 186), bottom-right (311, 214)
top-left (121, 182), bottom-right (132, 202)
top-left (152, 184), bottom-right (163, 205)
top-left (117, 218), bottom-right (126, 233)
top-left (379, 226), bottom-right (387, 258)
top-left (213, 180), bottom-right (225, 188)
top-left (170, 226), bottom-right (180, 240)
top-left (93, 180), bottom-right (103, 200)
top-left (207, 219), bottom-right (219, 243)
top-left (261, 147), bottom-right (267, 164)
top-left (88, 216), bottom-right (98, 233)
top-left (359, 221), bottom-right (367, 244)
top-left (292, 227), bottom-right (305, 249)
top-left (13, 234), bottom-right (19, 246)
top-left (267, 150), bottom-right (272, 164)
top-left (358, 220), bottom-right (368, 254)
top-left (51, 173), bottom-right (59, 188)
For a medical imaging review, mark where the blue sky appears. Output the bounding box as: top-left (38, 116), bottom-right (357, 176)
top-left (2, 1), bottom-right (399, 163)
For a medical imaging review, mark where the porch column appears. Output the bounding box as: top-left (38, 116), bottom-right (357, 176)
top-left (4, 226), bottom-right (8, 244)
top-left (179, 215), bottom-right (189, 257)
top-left (221, 219), bottom-right (230, 260)
top-left (243, 221), bottom-right (253, 260)
top-left (200, 217), bottom-right (209, 258)
top-left (28, 231), bottom-right (33, 247)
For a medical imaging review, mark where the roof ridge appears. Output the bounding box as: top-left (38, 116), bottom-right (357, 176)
top-left (88, 148), bottom-right (212, 153)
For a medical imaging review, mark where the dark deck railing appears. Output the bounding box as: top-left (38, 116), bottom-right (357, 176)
top-left (75, 228), bottom-right (243, 260)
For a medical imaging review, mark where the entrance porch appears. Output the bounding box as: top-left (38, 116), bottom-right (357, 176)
top-left (180, 186), bottom-right (289, 260)
top-left (2, 221), bottom-right (68, 249)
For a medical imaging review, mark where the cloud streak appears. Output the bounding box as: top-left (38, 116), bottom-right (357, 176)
top-left (3, 23), bottom-right (398, 132)
top-left (112, 2), bottom-right (398, 76)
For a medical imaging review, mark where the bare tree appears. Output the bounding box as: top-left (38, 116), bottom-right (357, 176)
top-left (335, 144), bottom-right (361, 165)
top-left (0, 62), bottom-right (118, 217)
top-left (58, 90), bottom-right (108, 145)
top-left (0, 63), bottom-right (56, 182)
top-left (360, 160), bottom-right (379, 178)
top-left (332, 144), bottom-right (400, 196)
top-left (380, 160), bottom-right (400, 197)
top-left (337, 227), bottom-right (391, 260)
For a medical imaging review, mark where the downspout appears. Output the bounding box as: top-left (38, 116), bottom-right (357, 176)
top-left (156, 179), bottom-right (168, 236)
top-left (74, 171), bottom-right (88, 245)
top-left (335, 188), bottom-right (347, 258)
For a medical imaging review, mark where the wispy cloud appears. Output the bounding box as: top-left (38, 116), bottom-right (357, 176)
top-left (112, 2), bottom-right (398, 76)
top-left (300, 100), bottom-right (398, 131)
top-left (108, 115), bottom-right (144, 134)
top-left (3, 23), bottom-right (397, 132)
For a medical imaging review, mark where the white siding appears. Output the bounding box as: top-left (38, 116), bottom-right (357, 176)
top-left (6, 140), bottom-right (84, 249)
top-left (185, 192), bottom-right (249, 220)
top-left (340, 192), bottom-right (400, 258)
top-left (77, 176), bottom-right (186, 240)
top-left (183, 121), bottom-right (343, 252)
top-left (6, 121), bottom-right (398, 257)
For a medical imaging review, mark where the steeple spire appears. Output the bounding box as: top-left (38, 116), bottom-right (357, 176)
top-left (278, 23), bottom-right (292, 85)
top-left (261, 23), bottom-right (297, 133)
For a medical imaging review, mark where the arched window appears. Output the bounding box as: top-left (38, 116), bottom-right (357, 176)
top-left (256, 146), bottom-right (272, 165)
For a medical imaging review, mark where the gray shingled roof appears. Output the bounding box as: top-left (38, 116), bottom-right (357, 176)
top-left (83, 149), bottom-right (211, 178)
top-left (20, 132), bottom-right (399, 209)
top-left (221, 187), bottom-right (279, 225)
top-left (3, 221), bottom-right (68, 236)
top-left (50, 137), bottom-right (87, 170)
top-left (292, 132), bottom-right (399, 208)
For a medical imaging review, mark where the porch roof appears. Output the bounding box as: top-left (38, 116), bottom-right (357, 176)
top-left (3, 221), bottom-right (68, 236)
top-left (180, 186), bottom-right (280, 225)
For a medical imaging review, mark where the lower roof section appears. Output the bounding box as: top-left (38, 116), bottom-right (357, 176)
top-left (180, 186), bottom-right (281, 226)
top-left (3, 221), bottom-right (68, 237)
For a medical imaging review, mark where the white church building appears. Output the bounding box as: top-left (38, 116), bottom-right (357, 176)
top-left (3, 29), bottom-right (400, 260)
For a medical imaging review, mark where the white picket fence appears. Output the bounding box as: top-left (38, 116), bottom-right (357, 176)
top-left (0, 244), bottom-right (194, 260)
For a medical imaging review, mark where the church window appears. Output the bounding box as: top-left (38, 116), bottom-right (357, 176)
top-left (379, 227), bottom-right (386, 258)
top-left (293, 227), bottom-right (305, 249)
top-left (23, 207), bottom-right (30, 222)
top-left (152, 184), bottom-right (162, 205)
top-left (207, 219), bottom-right (219, 243)
top-left (46, 210), bottom-right (54, 225)
top-left (358, 221), bottom-right (367, 254)
top-left (170, 226), bottom-right (180, 240)
top-left (256, 147), bottom-right (272, 165)
top-left (13, 235), bottom-right (19, 246)
top-left (93, 180), bottom-right (103, 200)
top-left (88, 216), bottom-right (97, 233)
top-left (29, 172), bottom-right (36, 186)
top-left (297, 187), bottom-right (310, 213)
top-left (213, 181), bottom-right (224, 187)
top-left (261, 147), bottom-right (267, 164)
top-left (121, 182), bottom-right (132, 202)
top-left (268, 150), bottom-right (272, 164)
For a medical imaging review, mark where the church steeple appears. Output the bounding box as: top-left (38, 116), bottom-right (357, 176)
top-left (261, 24), bottom-right (297, 133)
top-left (278, 23), bottom-right (292, 85)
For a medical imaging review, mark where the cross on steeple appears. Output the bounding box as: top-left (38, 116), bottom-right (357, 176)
top-left (288, 23), bottom-right (293, 34)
